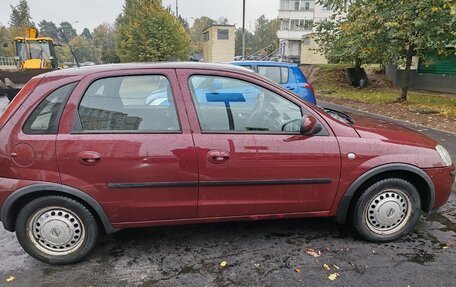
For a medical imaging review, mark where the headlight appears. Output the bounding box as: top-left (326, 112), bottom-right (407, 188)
top-left (436, 145), bottom-right (452, 166)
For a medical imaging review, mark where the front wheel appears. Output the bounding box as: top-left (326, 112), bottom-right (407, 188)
top-left (352, 178), bottom-right (421, 242)
top-left (15, 196), bottom-right (99, 265)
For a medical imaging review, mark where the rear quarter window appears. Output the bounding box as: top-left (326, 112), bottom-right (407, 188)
top-left (257, 66), bottom-right (289, 84)
top-left (23, 82), bottom-right (77, 134)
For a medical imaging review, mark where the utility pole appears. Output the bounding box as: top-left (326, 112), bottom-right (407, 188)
top-left (242, 0), bottom-right (246, 59)
top-left (176, 0), bottom-right (179, 17)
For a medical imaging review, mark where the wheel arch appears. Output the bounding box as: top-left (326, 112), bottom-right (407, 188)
top-left (0, 183), bottom-right (118, 234)
top-left (335, 163), bottom-right (435, 224)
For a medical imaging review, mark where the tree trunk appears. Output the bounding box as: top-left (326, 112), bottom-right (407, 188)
top-left (355, 57), bottom-right (362, 71)
top-left (400, 44), bottom-right (415, 102)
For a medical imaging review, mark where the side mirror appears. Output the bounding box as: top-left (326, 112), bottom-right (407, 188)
top-left (300, 115), bottom-right (322, 135)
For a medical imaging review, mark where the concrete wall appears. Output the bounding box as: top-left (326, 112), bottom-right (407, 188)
top-left (202, 25), bottom-right (235, 63)
top-left (386, 64), bottom-right (456, 94)
top-left (300, 36), bottom-right (328, 65)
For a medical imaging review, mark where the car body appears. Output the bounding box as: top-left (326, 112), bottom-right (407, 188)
top-left (229, 61), bottom-right (317, 104)
top-left (0, 63), bottom-right (454, 264)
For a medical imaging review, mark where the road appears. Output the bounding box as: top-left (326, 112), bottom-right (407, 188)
top-left (0, 95), bottom-right (455, 286)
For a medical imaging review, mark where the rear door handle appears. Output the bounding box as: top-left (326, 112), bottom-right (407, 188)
top-left (206, 150), bottom-right (230, 164)
top-left (76, 151), bottom-right (101, 166)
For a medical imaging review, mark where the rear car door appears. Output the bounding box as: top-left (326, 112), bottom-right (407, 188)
top-left (56, 69), bottom-right (198, 225)
top-left (177, 69), bottom-right (341, 218)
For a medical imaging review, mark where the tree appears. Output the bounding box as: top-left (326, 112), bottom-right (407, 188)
top-left (235, 28), bottom-right (253, 56)
top-left (317, 0), bottom-right (456, 101)
top-left (0, 25), bottom-right (13, 56)
top-left (81, 28), bottom-right (92, 40)
top-left (9, 0), bottom-right (33, 29)
top-left (59, 21), bottom-right (77, 40)
top-left (251, 16), bottom-right (279, 55)
top-left (93, 23), bottom-right (119, 63)
top-left (115, 0), bottom-right (191, 62)
top-left (190, 16), bottom-right (215, 52)
top-left (68, 36), bottom-right (94, 63)
top-left (38, 20), bottom-right (60, 41)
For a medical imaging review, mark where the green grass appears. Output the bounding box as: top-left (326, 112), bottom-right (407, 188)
top-left (313, 66), bottom-right (456, 117)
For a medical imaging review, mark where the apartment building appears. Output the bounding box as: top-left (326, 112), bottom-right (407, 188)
top-left (277, 0), bottom-right (333, 64)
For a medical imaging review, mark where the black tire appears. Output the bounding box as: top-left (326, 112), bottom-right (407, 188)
top-left (352, 178), bottom-right (421, 242)
top-left (15, 196), bottom-right (98, 265)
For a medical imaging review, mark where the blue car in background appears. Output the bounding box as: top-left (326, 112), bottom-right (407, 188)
top-left (229, 61), bottom-right (317, 104)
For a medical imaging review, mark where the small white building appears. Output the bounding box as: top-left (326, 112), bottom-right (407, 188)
top-left (277, 0), bottom-right (333, 64)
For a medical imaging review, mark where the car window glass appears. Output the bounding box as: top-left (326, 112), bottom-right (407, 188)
top-left (281, 67), bottom-right (289, 83)
top-left (239, 65), bottom-right (254, 71)
top-left (258, 66), bottom-right (288, 84)
top-left (23, 82), bottom-right (76, 134)
top-left (189, 75), bottom-right (302, 132)
top-left (78, 75), bottom-right (180, 132)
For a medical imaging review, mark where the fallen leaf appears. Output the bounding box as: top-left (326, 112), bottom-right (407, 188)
top-left (294, 268), bottom-right (301, 273)
top-left (442, 245), bottom-right (449, 249)
top-left (333, 265), bottom-right (340, 270)
top-left (328, 273), bottom-right (340, 281)
top-left (6, 276), bottom-right (15, 283)
top-left (323, 264), bottom-right (331, 271)
top-left (220, 261), bottom-right (227, 267)
top-left (306, 248), bottom-right (321, 257)
top-left (254, 263), bottom-right (260, 268)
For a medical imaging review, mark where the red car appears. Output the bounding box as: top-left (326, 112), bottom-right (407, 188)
top-left (0, 63), bottom-right (454, 265)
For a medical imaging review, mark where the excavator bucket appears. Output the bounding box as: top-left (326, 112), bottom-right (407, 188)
top-left (0, 68), bottom-right (50, 101)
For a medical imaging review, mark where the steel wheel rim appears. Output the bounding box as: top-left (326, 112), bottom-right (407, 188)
top-left (364, 188), bottom-right (412, 235)
top-left (27, 206), bottom-right (85, 256)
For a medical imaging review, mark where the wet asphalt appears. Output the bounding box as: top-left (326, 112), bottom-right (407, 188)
top-left (0, 96), bottom-right (455, 287)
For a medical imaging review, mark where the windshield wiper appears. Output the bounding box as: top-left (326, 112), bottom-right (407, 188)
top-left (323, 108), bottom-right (355, 124)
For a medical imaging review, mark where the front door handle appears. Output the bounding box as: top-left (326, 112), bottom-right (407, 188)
top-left (76, 151), bottom-right (102, 166)
top-left (206, 150), bottom-right (230, 164)
top-left (286, 86), bottom-right (295, 90)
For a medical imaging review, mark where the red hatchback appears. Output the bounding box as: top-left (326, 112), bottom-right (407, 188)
top-left (0, 63), bottom-right (454, 264)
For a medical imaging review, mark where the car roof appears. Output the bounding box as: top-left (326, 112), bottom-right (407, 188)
top-left (43, 62), bottom-right (256, 78)
top-left (229, 61), bottom-right (297, 67)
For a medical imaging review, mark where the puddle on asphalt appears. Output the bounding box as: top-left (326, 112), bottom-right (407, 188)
top-left (398, 249), bottom-right (435, 265)
top-left (425, 212), bottom-right (456, 233)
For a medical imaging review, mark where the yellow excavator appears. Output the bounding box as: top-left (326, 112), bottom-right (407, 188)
top-left (1, 27), bottom-right (59, 101)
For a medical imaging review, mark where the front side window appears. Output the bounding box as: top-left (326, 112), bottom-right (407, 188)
top-left (24, 82), bottom-right (76, 134)
top-left (258, 66), bottom-right (289, 84)
top-left (189, 75), bottom-right (302, 133)
top-left (78, 75), bottom-right (180, 132)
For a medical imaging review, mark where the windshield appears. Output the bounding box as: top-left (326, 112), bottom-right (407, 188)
top-left (15, 40), bottom-right (52, 61)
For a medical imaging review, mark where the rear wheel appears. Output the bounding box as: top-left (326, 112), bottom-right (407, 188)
top-left (15, 196), bottom-right (98, 264)
top-left (352, 178), bottom-right (421, 242)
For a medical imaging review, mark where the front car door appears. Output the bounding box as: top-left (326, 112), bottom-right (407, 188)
top-left (56, 69), bottom-right (198, 226)
top-left (177, 69), bottom-right (341, 218)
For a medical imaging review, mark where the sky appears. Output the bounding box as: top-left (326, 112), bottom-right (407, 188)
top-left (0, 0), bottom-right (279, 33)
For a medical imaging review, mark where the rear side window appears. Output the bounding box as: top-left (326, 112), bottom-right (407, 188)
top-left (78, 75), bottom-right (180, 132)
top-left (23, 82), bottom-right (76, 134)
top-left (257, 66), bottom-right (289, 84)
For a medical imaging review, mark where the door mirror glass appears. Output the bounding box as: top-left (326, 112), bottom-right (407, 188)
top-left (300, 115), bottom-right (322, 135)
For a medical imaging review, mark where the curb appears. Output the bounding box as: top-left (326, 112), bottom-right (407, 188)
top-left (318, 100), bottom-right (456, 136)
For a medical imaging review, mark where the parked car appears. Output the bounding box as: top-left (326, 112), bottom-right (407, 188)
top-left (229, 61), bottom-right (317, 104)
top-left (0, 63), bottom-right (454, 265)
